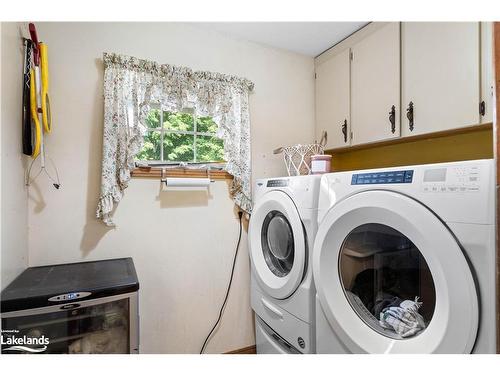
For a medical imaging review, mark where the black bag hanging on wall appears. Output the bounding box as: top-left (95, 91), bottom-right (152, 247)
top-left (22, 38), bottom-right (33, 156)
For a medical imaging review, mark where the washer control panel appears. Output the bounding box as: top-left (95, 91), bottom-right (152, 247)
top-left (422, 165), bottom-right (480, 193)
top-left (266, 179), bottom-right (289, 187)
top-left (351, 170), bottom-right (414, 185)
top-left (48, 291), bottom-right (91, 302)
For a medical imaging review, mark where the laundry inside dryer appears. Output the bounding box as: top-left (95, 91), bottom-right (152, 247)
top-left (339, 223), bottom-right (436, 339)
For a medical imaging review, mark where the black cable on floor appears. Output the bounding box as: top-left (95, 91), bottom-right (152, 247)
top-left (200, 211), bottom-right (244, 354)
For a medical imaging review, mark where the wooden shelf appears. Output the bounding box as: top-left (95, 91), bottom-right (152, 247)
top-left (131, 167), bottom-right (233, 180)
top-left (326, 122), bottom-right (493, 173)
top-left (326, 123), bottom-right (493, 154)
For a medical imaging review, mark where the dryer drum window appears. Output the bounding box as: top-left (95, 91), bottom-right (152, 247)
top-left (339, 223), bottom-right (436, 339)
top-left (261, 210), bottom-right (295, 277)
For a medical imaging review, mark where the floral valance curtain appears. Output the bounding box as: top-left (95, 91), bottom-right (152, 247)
top-left (96, 53), bottom-right (254, 226)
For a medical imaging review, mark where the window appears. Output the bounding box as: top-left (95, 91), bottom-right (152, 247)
top-left (136, 109), bottom-right (225, 164)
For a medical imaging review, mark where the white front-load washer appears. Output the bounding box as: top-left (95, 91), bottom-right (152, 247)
top-left (313, 159), bottom-right (496, 353)
top-left (249, 175), bottom-right (321, 354)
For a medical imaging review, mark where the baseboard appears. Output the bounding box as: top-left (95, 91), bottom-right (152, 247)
top-left (224, 345), bottom-right (256, 354)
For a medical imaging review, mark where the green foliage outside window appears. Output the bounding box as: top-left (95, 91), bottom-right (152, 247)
top-left (136, 109), bottom-right (225, 163)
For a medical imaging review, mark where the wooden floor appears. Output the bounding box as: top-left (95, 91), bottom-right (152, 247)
top-left (224, 345), bottom-right (256, 354)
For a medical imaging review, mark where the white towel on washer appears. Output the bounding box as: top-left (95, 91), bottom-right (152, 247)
top-left (379, 297), bottom-right (426, 338)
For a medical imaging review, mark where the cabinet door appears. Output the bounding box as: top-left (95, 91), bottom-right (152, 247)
top-left (351, 23), bottom-right (400, 146)
top-left (315, 48), bottom-right (350, 149)
top-left (401, 22), bottom-right (480, 137)
top-left (481, 22), bottom-right (494, 124)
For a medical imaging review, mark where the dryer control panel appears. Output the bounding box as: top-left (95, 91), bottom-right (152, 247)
top-left (266, 179), bottom-right (289, 187)
top-left (421, 165), bottom-right (480, 193)
top-left (351, 170), bottom-right (414, 185)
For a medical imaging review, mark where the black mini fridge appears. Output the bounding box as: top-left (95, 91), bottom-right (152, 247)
top-left (0, 258), bottom-right (139, 354)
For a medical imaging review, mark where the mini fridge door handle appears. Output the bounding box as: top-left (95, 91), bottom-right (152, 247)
top-left (59, 303), bottom-right (81, 310)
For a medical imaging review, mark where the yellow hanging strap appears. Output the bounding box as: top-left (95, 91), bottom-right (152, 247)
top-left (29, 69), bottom-right (41, 158)
top-left (40, 43), bottom-right (52, 133)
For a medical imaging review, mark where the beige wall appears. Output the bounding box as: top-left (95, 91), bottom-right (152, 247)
top-left (23, 22), bottom-right (315, 353)
top-left (1, 23), bottom-right (29, 289)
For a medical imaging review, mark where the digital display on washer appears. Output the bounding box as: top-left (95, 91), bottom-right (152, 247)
top-left (351, 170), bottom-right (414, 185)
top-left (266, 179), bottom-right (289, 187)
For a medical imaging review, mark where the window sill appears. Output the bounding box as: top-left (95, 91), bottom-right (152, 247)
top-left (131, 167), bottom-right (233, 180)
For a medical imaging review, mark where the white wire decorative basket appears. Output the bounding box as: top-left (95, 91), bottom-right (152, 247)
top-left (279, 144), bottom-right (325, 176)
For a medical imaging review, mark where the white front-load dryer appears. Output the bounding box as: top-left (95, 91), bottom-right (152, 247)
top-left (249, 175), bottom-right (321, 354)
top-left (313, 159), bottom-right (496, 353)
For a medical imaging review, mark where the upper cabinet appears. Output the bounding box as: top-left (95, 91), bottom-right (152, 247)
top-left (401, 22), bottom-right (480, 137)
top-left (481, 22), bottom-right (494, 124)
top-left (315, 48), bottom-right (351, 149)
top-left (351, 23), bottom-right (400, 145)
top-left (315, 22), bottom-right (493, 151)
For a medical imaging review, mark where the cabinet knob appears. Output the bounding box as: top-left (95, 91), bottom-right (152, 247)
top-left (406, 101), bottom-right (414, 131)
top-left (389, 105), bottom-right (396, 134)
top-left (341, 119), bottom-right (348, 143)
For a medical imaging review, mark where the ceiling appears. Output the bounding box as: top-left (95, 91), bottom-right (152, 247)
top-left (196, 22), bottom-right (368, 57)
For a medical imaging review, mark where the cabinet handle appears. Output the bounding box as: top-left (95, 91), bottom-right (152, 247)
top-left (389, 105), bottom-right (396, 134)
top-left (341, 119), bottom-right (348, 143)
top-left (319, 130), bottom-right (327, 147)
top-left (479, 101), bottom-right (486, 117)
top-left (406, 101), bottom-right (414, 131)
